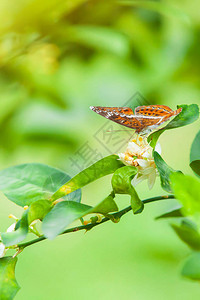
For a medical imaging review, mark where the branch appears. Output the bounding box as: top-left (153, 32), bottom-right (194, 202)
top-left (18, 195), bottom-right (175, 250)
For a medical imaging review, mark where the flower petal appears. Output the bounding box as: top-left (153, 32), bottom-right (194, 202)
top-left (140, 166), bottom-right (155, 175)
top-left (136, 159), bottom-right (150, 168)
top-left (131, 173), bottom-right (148, 187)
top-left (127, 142), bottom-right (142, 156)
top-left (118, 153), bottom-right (133, 166)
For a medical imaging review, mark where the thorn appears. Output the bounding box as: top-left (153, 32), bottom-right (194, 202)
top-left (12, 248), bottom-right (23, 258)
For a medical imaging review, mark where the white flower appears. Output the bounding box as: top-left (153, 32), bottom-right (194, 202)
top-left (118, 135), bottom-right (161, 190)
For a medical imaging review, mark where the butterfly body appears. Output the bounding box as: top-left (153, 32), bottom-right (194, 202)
top-left (90, 105), bottom-right (182, 135)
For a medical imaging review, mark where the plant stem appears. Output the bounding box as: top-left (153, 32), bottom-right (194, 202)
top-left (18, 195), bottom-right (175, 250)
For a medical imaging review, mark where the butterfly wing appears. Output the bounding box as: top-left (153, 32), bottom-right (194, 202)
top-left (135, 105), bottom-right (182, 119)
top-left (135, 105), bottom-right (173, 116)
top-left (90, 105), bottom-right (182, 134)
top-left (90, 106), bottom-right (143, 132)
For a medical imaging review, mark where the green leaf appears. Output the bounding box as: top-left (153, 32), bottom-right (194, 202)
top-left (0, 257), bottom-right (20, 299)
top-left (2, 200), bottom-right (52, 246)
top-left (51, 155), bottom-right (124, 202)
top-left (28, 200), bottom-right (52, 224)
top-left (88, 192), bottom-right (118, 215)
top-left (118, 1), bottom-right (190, 23)
top-left (190, 130), bottom-right (200, 177)
top-left (154, 151), bottom-right (180, 193)
top-left (0, 163), bottom-right (81, 207)
top-left (69, 25), bottom-right (130, 57)
top-left (111, 166), bottom-right (142, 213)
top-left (171, 173), bottom-right (200, 218)
top-left (42, 202), bottom-right (92, 239)
top-left (171, 220), bottom-right (200, 251)
top-left (1, 210), bottom-right (29, 247)
top-left (148, 104), bottom-right (199, 148)
top-left (155, 207), bottom-right (183, 220)
top-left (182, 252), bottom-right (200, 281)
top-left (42, 193), bottom-right (118, 239)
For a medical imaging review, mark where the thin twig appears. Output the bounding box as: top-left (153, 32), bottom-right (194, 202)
top-left (18, 195), bottom-right (175, 250)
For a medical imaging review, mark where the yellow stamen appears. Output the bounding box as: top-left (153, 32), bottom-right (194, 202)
top-left (8, 214), bottom-right (18, 220)
top-left (23, 206), bottom-right (29, 210)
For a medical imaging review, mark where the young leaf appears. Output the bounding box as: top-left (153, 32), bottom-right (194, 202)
top-left (182, 252), bottom-right (200, 281)
top-left (171, 220), bottom-right (200, 251)
top-left (1, 210), bottom-right (29, 247)
top-left (155, 207), bottom-right (183, 220)
top-left (190, 130), bottom-right (200, 177)
top-left (171, 173), bottom-right (200, 218)
top-left (154, 151), bottom-right (180, 193)
top-left (42, 193), bottom-right (118, 239)
top-left (42, 202), bottom-right (92, 239)
top-left (0, 163), bottom-right (81, 207)
top-left (51, 155), bottom-right (124, 202)
top-left (148, 104), bottom-right (199, 148)
top-left (28, 200), bottom-right (52, 224)
top-left (89, 192), bottom-right (118, 215)
top-left (0, 257), bottom-right (20, 299)
top-left (2, 200), bottom-right (52, 246)
top-left (111, 166), bottom-right (142, 213)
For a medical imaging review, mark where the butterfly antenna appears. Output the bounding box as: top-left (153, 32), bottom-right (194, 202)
top-left (106, 129), bottom-right (135, 133)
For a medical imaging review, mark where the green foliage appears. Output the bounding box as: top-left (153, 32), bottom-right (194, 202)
top-left (0, 257), bottom-right (20, 299)
top-left (42, 194), bottom-right (118, 239)
top-left (111, 166), bottom-right (142, 213)
top-left (1, 211), bottom-right (28, 247)
top-left (118, 1), bottom-right (190, 23)
top-left (182, 252), bottom-right (200, 281)
top-left (51, 155), bottom-right (124, 201)
top-left (42, 201), bottom-right (92, 239)
top-left (0, 163), bottom-right (81, 207)
top-left (171, 173), bottom-right (200, 219)
top-left (171, 220), bottom-right (200, 251)
top-left (155, 208), bottom-right (183, 220)
top-left (28, 200), bottom-right (52, 224)
top-left (1, 200), bottom-right (52, 246)
top-left (0, 0), bottom-right (199, 294)
top-left (190, 130), bottom-right (200, 177)
top-left (69, 25), bottom-right (130, 57)
top-left (148, 104), bottom-right (199, 148)
top-left (153, 151), bottom-right (180, 193)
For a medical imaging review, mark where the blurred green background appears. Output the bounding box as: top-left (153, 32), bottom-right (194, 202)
top-left (0, 0), bottom-right (200, 299)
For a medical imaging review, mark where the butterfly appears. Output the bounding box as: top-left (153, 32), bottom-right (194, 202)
top-left (90, 105), bottom-right (182, 135)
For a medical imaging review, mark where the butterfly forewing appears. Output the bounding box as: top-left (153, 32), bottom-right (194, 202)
top-left (90, 105), bottom-right (182, 135)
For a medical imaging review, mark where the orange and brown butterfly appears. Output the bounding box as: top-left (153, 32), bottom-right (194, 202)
top-left (90, 105), bottom-right (182, 135)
